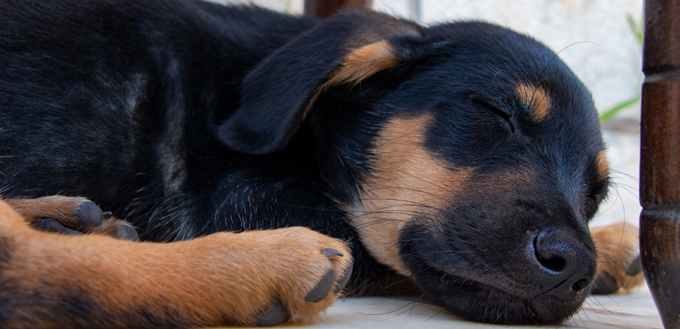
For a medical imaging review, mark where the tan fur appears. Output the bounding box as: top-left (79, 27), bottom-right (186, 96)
top-left (6, 196), bottom-right (92, 228)
top-left (515, 83), bottom-right (551, 121)
top-left (6, 196), bottom-right (133, 238)
top-left (595, 150), bottom-right (609, 182)
top-left (323, 40), bottom-right (398, 89)
top-left (0, 198), bottom-right (352, 327)
top-left (90, 215), bottom-right (132, 236)
top-left (294, 39), bottom-right (402, 127)
top-left (302, 40), bottom-right (401, 123)
top-left (591, 221), bottom-right (645, 292)
top-left (344, 113), bottom-right (472, 276)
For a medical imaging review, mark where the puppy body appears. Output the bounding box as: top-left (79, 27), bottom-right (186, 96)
top-left (0, 0), bottom-right (644, 327)
top-left (0, 1), bottom-right (324, 238)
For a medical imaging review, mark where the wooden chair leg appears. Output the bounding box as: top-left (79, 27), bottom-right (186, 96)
top-left (640, 0), bottom-right (680, 328)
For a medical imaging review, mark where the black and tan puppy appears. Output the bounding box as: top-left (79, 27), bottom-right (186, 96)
top-left (0, 0), bottom-right (643, 327)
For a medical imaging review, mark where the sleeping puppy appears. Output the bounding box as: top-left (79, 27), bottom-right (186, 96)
top-left (0, 0), bottom-right (643, 327)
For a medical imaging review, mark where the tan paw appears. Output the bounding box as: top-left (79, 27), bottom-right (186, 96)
top-left (6, 196), bottom-right (139, 241)
top-left (590, 221), bottom-right (645, 294)
top-left (209, 227), bottom-right (353, 326)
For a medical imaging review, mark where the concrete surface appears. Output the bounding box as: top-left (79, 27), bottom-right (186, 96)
top-left (215, 286), bottom-right (662, 328)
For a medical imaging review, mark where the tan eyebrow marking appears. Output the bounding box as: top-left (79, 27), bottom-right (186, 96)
top-left (515, 83), bottom-right (551, 121)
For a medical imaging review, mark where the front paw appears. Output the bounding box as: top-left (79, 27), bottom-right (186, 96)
top-left (217, 227), bottom-right (353, 326)
top-left (590, 222), bottom-right (644, 294)
top-left (7, 196), bottom-right (139, 241)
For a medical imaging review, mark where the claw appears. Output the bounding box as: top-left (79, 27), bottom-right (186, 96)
top-left (321, 249), bottom-right (343, 258)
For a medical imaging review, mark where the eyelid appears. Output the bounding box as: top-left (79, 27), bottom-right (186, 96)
top-left (470, 96), bottom-right (512, 119)
top-left (469, 96), bottom-right (516, 134)
top-left (469, 96), bottom-right (512, 119)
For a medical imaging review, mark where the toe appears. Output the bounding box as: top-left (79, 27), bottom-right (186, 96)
top-left (592, 273), bottom-right (619, 295)
top-left (75, 202), bottom-right (103, 228)
top-left (305, 269), bottom-right (335, 303)
top-left (625, 255), bottom-right (642, 276)
top-left (33, 218), bottom-right (83, 236)
top-left (117, 225), bottom-right (141, 242)
top-left (256, 301), bottom-right (290, 326)
top-left (335, 261), bottom-right (353, 294)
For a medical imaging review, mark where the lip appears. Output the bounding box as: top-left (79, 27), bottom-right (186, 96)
top-left (403, 232), bottom-right (544, 299)
top-left (405, 243), bottom-right (534, 298)
top-left (400, 239), bottom-right (589, 324)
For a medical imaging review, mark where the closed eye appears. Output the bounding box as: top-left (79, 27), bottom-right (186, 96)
top-left (470, 97), bottom-right (515, 133)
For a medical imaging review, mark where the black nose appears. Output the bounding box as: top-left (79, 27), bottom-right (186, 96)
top-left (531, 230), bottom-right (596, 301)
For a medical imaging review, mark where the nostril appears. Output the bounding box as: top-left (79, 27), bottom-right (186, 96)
top-left (533, 235), bottom-right (566, 273)
top-left (572, 278), bottom-right (590, 292)
top-left (537, 253), bottom-right (566, 273)
top-left (530, 230), bottom-right (597, 300)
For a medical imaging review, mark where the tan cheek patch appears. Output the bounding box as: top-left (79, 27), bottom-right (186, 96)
top-left (343, 113), bottom-right (471, 277)
top-left (515, 83), bottom-right (551, 121)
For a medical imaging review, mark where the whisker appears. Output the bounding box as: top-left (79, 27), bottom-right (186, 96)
top-left (366, 185), bottom-right (472, 212)
top-left (355, 195), bottom-right (481, 231)
top-left (375, 162), bottom-right (482, 215)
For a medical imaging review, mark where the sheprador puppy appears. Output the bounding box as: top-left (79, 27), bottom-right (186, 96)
top-left (0, 0), bottom-right (643, 327)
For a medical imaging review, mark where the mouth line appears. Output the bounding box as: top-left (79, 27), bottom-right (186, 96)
top-left (407, 247), bottom-right (538, 300)
top-left (403, 244), bottom-right (590, 325)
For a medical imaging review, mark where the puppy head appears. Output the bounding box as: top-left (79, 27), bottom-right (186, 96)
top-left (218, 12), bottom-right (607, 325)
top-left (343, 23), bottom-right (606, 324)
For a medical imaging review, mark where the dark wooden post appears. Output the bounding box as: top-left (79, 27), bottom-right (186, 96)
top-left (304, 0), bottom-right (372, 18)
top-left (640, 0), bottom-right (680, 328)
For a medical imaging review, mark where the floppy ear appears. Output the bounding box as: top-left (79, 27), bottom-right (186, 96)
top-left (217, 8), bottom-right (422, 155)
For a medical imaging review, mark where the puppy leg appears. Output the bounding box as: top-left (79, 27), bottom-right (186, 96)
top-left (5, 196), bottom-right (139, 241)
top-left (0, 200), bottom-right (352, 328)
top-left (591, 221), bottom-right (645, 294)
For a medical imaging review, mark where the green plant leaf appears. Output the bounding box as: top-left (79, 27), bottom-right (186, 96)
top-left (599, 94), bottom-right (641, 122)
top-left (626, 14), bottom-right (643, 47)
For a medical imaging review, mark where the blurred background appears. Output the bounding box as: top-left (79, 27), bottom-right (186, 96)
top-left (214, 0), bottom-right (644, 228)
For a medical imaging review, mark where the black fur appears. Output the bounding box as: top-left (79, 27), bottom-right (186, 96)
top-left (0, 0), bottom-right (607, 325)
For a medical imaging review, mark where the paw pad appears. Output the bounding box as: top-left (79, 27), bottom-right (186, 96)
top-left (32, 218), bottom-right (82, 236)
top-left (625, 255), bottom-right (642, 276)
top-left (335, 261), bottom-right (353, 294)
top-left (256, 301), bottom-right (290, 326)
top-left (75, 201), bottom-right (103, 229)
top-left (305, 269), bottom-right (335, 303)
top-left (117, 225), bottom-right (141, 242)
